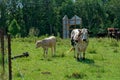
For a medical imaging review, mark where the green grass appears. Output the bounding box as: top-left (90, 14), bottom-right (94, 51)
top-left (1, 37), bottom-right (120, 80)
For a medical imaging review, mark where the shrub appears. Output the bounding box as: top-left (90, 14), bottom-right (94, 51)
top-left (8, 19), bottom-right (21, 37)
top-left (28, 27), bottom-right (39, 37)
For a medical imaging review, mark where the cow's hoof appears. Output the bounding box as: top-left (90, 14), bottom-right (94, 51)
top-left (77, 58), bottom-right (80, 61)
top-left (77, 58), bottom-right (82, 61)
top-left (82, 57), bottom-right (85, 60)
top-left (74, 56), bottom-right (76, 58)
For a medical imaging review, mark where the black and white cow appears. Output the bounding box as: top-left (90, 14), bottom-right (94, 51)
top-left (71, 28), bottom-right (89, 60)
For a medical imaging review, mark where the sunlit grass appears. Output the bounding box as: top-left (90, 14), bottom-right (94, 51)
top-left (1, 37), bottom-right (120, 80)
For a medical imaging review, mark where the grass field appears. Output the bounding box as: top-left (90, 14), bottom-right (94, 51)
top-left (1, 37), bottom-right (120, 80)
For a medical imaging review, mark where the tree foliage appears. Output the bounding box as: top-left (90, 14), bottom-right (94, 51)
top-left (0, 0), bottom-right (120, 37)
top-left (8, 19), bottom-right (21, 37)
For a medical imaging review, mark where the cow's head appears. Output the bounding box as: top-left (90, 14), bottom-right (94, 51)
top-left (71, 29), bottom-right (81, 46)
top-left (79, 28), bottom-right (89, 42)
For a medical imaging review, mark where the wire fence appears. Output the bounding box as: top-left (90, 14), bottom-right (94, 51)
top-left (0, 28), bottom-right (28, 80)
top-left (0, 29), bottom-right (12, 80)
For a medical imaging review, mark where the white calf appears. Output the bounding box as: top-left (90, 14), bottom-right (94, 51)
top-left (36, 36), bottom-right (56, 57)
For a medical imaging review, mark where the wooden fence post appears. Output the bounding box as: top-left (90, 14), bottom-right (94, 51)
top-left (8, 34), bottom-right (12, 80)
top-left (0, 29), bottom-right (5, 73)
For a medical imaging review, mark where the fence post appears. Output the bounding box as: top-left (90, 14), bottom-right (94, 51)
top-left (0, 29), bottom-right (5, 73)
top-left (8, 34), bottom-right (12, 80)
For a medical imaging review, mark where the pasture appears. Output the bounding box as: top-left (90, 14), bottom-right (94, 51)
top-left (1, 37), bottom-right (120, 80)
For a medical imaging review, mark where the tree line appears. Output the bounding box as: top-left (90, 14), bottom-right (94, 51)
top-left (0, 0), bottom-right (120, 37)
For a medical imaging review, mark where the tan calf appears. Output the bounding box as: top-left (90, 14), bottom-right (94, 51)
top-left (36, 36), bottom-right (56, 57)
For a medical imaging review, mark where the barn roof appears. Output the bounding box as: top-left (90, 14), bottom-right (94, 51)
top-left (63, 15), bottom-right (68, 20)
top-left (70, 15), bottom-right (82, 25)
top-left (71, 15), bottom-right (81, 20)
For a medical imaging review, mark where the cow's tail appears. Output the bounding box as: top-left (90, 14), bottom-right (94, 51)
top-left (71, 37), bottom-right (75, 46)
top-left (66, 47), bottom-right (75, 54)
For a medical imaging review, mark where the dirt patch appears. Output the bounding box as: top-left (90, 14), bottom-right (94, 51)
top-left (41, 71), bottom-right (51, 75)
top-left (66, 72), bottom-right (87, 79)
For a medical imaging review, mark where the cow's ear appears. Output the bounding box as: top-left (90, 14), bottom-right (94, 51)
top-left (88, 30), bottom-right (92, 34)
top-left (86, 29), bottom-right (89, 33)
top-left (78, 29), bottom-right (81, 37)
top-left (71, 36), bottom-right (74, 40)
top-left (78, 29), bottom-right (81, 33)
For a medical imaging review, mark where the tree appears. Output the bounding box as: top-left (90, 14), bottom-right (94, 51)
top-left (8, 19), bottom-right (21, 37)
top-left (105, 0), bottom-right (120, 28)
top-left (0, 0), bottom-right (7, 32)
top-left (1, 0), bottom-right (120, 37)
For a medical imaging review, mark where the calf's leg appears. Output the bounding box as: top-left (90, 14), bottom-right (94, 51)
top-left (43, 48), bottom-right (46, 57)
top-left (51, 47), bottom-right (54, 57)
top-left (43, 48), bottom-right (48, 58)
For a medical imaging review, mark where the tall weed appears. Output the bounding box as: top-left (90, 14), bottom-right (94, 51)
top-left (109, 40), bottom-right (119, 47)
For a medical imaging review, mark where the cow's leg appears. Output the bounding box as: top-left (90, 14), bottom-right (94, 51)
top-left (83, 49), bottom-right (86, 60)
top-left (77, 48), bottom-right (82, 61)
top-left (77, 52), bottom-right (82, 61)
top-left (70, 47), bottom-right (76, 58)
top-left (74, 46), bottom-right (78, 58)
top-left (80, 52), bottom-right (82, 60)
top-left (73, 48), bottom-right (76, 58)
top-left (76, 50), bottom-right (80, 61)
top-left (83, 52), bottom-right (85, 60)
top-left (77, 53), bottom-right (79, 60)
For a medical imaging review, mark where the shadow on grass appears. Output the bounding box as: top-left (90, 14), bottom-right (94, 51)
top-left (41, 71), bottom-right (51, 75)
top-left (40, 53), bottom-right (66, 60)
top-left (39, 53), bottom-right (65, 61)
top-left (40, 58), bottom-right (53, 61)
top-left (77, 58), bottom-right (95, 64)
top-left (54, 53), bottom-right (66, 57)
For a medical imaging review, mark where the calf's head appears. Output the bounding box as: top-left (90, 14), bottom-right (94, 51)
top-left (36, 40), bottom-right (42, 48)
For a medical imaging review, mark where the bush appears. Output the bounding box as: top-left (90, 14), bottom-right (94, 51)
top-left (8, 19), bottom-right (21, 37)
top-left (28, 27), bottom-right (39, 37)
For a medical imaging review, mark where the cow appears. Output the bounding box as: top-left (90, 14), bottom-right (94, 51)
top-left (114, 31), bottom-right (120, 41)
top-left (36, 36), bottom-right (56, 57)
top-left (107, 28), bottom-right (120, 40)
top-left (70, 28), bottom-right (89, 61)
top-left (107, 28), bottom-right (119, 38)
top-left (97, 32), bottom-right (107, 38)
